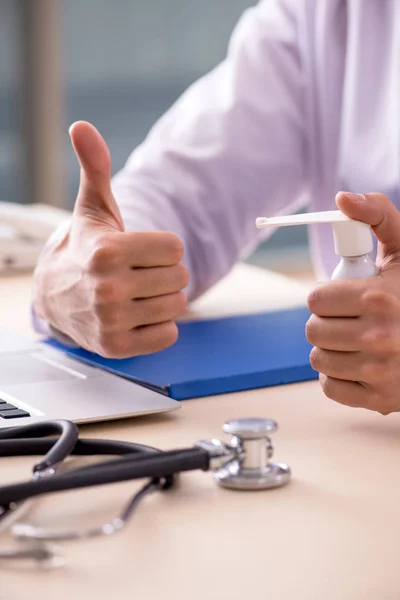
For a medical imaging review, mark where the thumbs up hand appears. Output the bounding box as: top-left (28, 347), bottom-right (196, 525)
top-left (34, 122), bottom-right (188, 358)
top-left (306, 192), bottom-right (400, 414)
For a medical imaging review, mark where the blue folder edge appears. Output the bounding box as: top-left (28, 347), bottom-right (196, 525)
top-left (43, 307), bottom-right (318, 400)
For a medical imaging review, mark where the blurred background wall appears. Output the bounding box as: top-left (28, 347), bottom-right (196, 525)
top-left (0, 0), bottom-right (310, 275)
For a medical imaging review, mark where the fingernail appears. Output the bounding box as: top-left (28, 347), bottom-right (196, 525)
top-left (338, 191), bottom-right (366, 202)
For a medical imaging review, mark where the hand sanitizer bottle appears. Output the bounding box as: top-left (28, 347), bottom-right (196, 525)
top-left (256, 210), bottom-right (379, 280)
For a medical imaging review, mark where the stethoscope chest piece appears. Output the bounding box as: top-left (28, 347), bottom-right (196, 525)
top-left (213, 418), bottom-right (291, 491)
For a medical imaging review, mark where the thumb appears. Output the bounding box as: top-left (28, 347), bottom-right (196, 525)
top-left (336, 191), bottom-right (400, 259)
top-left (69, 121), bottom-right (123, 231)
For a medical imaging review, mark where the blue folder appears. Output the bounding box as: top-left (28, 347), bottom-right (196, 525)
top-left (44, 307), bottom-right (318, 400)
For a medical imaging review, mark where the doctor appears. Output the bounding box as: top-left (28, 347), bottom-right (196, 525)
top-left (34, 0), bottom-right (400, 414)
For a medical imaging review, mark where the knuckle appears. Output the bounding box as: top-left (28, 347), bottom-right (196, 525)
top-left (92, 277), bottom-right (127, 310)
top-left (98, 321), bottom-right (180, 358)
top-left (136, 322), bottom-right (179, 355)
top-left (178, 263), bottom-right (189, 289)
top-left (156, 322), bottom-right (179, 351)
top-left (361, 360), bottom-right (393, 385)
top-left (176, 291), bottom-right (188, 314)
top-left (360, 362), bottom-right (379, 383)
top-left (320, 375), bottom-right (336, 400)
top-left (95, 305), bottom-right (124, 329)
top-left (167, 234), bottom-right (184, 263)
top-left (307, 286), bottom-right (324, 314)
top-left (87, 236), bottom-right (120, 273)
top-left (362, 289), bottom-right (394, 314)
top-left (92, 279), bottom-right (120, 305)
top-left (150, 292), bottom-right (187, 322)
top-left (305, 317), bottom-right (319, 345)
top-left (309, 346), bottom-right (321, 371)
top-left (364, 326), bottom-right (398, 355)
top-left (96, 332), bottom-right (132, 359)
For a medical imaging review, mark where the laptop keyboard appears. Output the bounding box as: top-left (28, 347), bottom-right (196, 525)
top-left (0, 397), bottom-right (30, 419)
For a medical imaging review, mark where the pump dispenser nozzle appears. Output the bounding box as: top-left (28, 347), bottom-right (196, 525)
top-left (256, 210), bottom-right (379, 280)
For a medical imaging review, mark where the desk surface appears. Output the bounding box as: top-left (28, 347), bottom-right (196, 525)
top-left (1, 267), bottom-right (400, 600)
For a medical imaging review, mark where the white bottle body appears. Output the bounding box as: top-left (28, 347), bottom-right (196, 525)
top-left (331, 255), bottom-right (379, 280)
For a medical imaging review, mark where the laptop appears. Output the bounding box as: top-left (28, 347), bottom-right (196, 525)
top-left (0, 329), bottom-right (180, 428)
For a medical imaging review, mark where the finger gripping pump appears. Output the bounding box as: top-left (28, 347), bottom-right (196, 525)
top-left (256, 210), bottom-right (379, 280)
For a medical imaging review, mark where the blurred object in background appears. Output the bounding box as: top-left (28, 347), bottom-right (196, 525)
top-left (0, 0), bottom-right (312, 277)
top-left (0, 201), bottom-right (69, 272)
top-left (0, 0), bottom-right (64, 208)
top-left (0, 0), bottom-right (24, 204)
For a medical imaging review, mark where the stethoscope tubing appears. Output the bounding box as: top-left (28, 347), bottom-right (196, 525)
top-left (0, 446), bottom-right (210, 505)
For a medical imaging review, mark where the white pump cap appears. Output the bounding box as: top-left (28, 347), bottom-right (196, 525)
top-left (256, 210), bottom-right (374, 257)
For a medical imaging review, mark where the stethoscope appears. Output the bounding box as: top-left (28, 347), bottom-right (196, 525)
top-left (0, 417), bottom-right (290, 568)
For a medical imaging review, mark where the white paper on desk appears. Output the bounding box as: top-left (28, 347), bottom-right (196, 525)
top-left (180, 263), bottom-right (314, 322)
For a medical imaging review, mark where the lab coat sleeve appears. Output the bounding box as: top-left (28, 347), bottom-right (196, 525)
top-left (111, 0), bottom-right (308, 300)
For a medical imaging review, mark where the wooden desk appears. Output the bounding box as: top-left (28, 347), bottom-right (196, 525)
top-left (1, 268), bottom-right (400, 600)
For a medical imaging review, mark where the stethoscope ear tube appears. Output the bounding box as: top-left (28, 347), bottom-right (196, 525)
top-left (0, 437), bottom-right (160, 459)
top-left (0, 421), bottom-right (79, 472)
top-left (0, 447), bottom-right (210, 506)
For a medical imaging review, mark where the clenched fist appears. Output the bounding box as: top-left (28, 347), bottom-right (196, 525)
top-left (33, 121), bottom-right (188, 358)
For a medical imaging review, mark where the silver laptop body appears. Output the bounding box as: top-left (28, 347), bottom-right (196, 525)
top-left (0, 329), bottom-right (180, 428)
